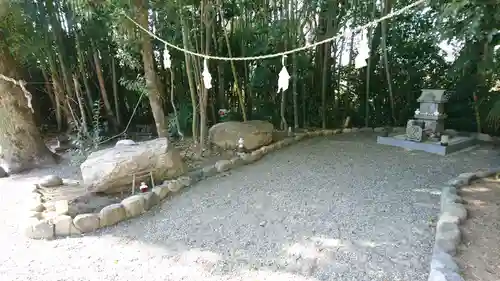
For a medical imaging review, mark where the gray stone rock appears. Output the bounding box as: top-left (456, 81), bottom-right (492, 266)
top-left (115, 139), bottom-right (137, 146)
top-left (434, 222), bottom-right (461, 255)
top-left (202, 165), bottom-right (217, 177)
top-left (351, 127), bottom-right (359, 133)
top-left (81, 138), bottom-right (187, 194)
top-left (440, 193), bottom-right (463, 212)
top-left (393, 127), bottom-right (406, 133)
top-left (177, 176), bottom-right (192, 187)
top-left (374, 127), bottom-right (386, 133)
top-left (99, 204), bottom-right (126, 227)
top-left (29, 202), bottom-right (45, 212)
top-left (250, 150), bottom-right (264, 161)
top-left (441, 203), bottom-right (467, 223)
top-left (53, 215), bottom-right (81, 236)
top-left (428, 268), bottom-right (464, 281)
top-left (431, 250), bottom-right (460, 272)
top-left (73, 213), bottom-right (100, 233)
top-left (437, 214), bottom-right (460, 229)
top-left (209, 120), bottom-right (274, 150)
top-left (24, 218), bottom-right (54, 239)
top-left (187, 169), bottom-right (203, 183)
top-left (0, 166), bottom-right (7, 178)
top-left (143, 192), bottom-right (160, 211)
top-left (446, 177), bottom-right (469, 188)
top-left (442, 185), bottom-right (457, 195)
top-left (54, 200), bottom-right (69, 215)
top-left (152, 185), bottom-right (169, 200)
top-left (27, 211), bottom-right (42, 219)
top-left (39, 175), bottom-right (63, 187)
top-left (215, 160), bottom-right (233, 173)
top-left (121, 195), bottom-right (145, 218)
top-left (359, 127), bottom-right (373, 132)
top-left (342, 128), bottom-right (352, 133)
top-left (167, 180), bottom-right (183, 192)
top-left (230, 156), bottom-right (245, 167)
top-left (458, 172), bottom-right (477, 183)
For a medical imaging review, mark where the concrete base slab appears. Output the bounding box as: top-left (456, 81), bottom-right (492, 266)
top-left (377, 135), bottom-right (476, 156)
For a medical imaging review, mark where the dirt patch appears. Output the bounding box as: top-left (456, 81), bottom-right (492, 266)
top-left (457, 177), bottom-right (500, 281)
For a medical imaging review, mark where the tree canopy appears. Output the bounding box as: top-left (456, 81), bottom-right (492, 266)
top-left (0, 0), bottom-right (499, 158)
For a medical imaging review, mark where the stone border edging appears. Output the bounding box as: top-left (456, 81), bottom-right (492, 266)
top-left (427, 168), bottom-right (500, 281)
top-left (23, 128), bottom-right (354, 240)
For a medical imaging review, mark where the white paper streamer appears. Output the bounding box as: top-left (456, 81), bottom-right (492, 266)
top-left (354, 29), bottom-right (370, 69)
top-left (202, 59), bottom-right (212, 89)
top-left (277, 56), bottom-right (290, 93)
top-left (163, 47), bottom-right (171, 69)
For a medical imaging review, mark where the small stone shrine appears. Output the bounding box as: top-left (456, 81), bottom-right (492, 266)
top-left (406, 89), bottom-right (451, 142)
top-left (377, 89), bottom-right (476, 155)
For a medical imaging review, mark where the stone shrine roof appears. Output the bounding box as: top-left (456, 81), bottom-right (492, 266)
top-left (417, 89), bottom-right (453, 103)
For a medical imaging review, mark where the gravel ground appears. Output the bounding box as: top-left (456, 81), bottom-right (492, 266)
top-left (1, 133), bottom-right (499, 281)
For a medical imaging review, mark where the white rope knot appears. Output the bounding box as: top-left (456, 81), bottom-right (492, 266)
top-left (202, 59), bottom-right (212, 90)
top-left (277, 55), bottom-right (290, 93)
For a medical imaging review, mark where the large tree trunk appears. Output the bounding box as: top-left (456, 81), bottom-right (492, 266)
top-left (135, 0), bottom-right (168, 138)
top-left (0, 45), bottom-right (57, 173)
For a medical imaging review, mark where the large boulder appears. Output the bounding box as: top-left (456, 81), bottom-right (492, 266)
top-left (208, 120), bottom-right (274, 150)
top-left (80, 138), bottom-right (186, 194)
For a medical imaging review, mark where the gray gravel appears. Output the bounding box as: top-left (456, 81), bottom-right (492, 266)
top-left (1, 133), bottom-right (499, 281)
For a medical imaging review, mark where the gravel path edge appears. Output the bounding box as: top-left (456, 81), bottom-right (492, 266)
top-left (428, 167), bottom-right (500, 281)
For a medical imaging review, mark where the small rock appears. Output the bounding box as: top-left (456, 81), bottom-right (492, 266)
top-left (115, 139), bottom-right (137, 146)
top-left (230, 156), bottom-right (244, 167)
top-left (202, 165), bottom-right (217, 177)
top-left (121, 195), bottom-right (146, 218)
top-left (434, 222), bottom-right (461, 255)
top-left (152, 186), bottom-right (169, 200)
top-left (54, 215), bottom-right (81, 236)
top-left (446, 177), bottom-right (469, 188)
top-left (431, 250), bottom-right (460, 272)
top-left (178, 176), bottom-right (192, 187)
top-left (0, 166), bottom-right (7, 178)
top-left (351, 127), bottom-right (359, 133)
top-left (442, 185), bottom-right (457, 195)
top-left (440, 194), bottom-right (463, 212)
top-left (428, 268), bottom-right (464, 281)
top-left (187, 170), bottom-right (203, 183)
top-left (39, 175), bottom-right (63, 187)
top-left (27, 211), bottom-right (42, 219)
top-left (250, 150), bottom-right (264, 161)
top-left (294, 134), bottom-right (306, 141)
top-left (437, 214), bottom-right (460, 229)
top-left (215, 160), bottom-right (233, 173)
top-left (99, 204), bottom-right (126, 227)
top-left (475, 133), bottom-right (494, 142)
top-left (391, 127), bottom-right (404, 133)
top-left (167, 180), bottom-right (183, 192)
top-left (259, 220), bottom-right (267, 227)
top-left (374, 127), bottom-right (386, 133)
top-left (143, 192), bottom-right (160, 211)
top-left (458, 172), bottom-right (477, 183)
top-left (359, 127), bottom-right (373, 132)
top-left (441, 203), bottom-right (467, 223)
top-left (28, 202), bottom-right (45, 212)
top-left (54, 200), bottom-right (69, 215)
top-left (342, 128), bottom-right (352, 133)
top-left (73, 213), bottom-right (100, 233)
top-left (24, 218), bottom-right (54, 239)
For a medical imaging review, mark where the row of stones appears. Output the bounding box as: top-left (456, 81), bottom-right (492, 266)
top-left (23, 129), bottom-right (346, 240)
top-left (428, 168), bottom-right (500, 281)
